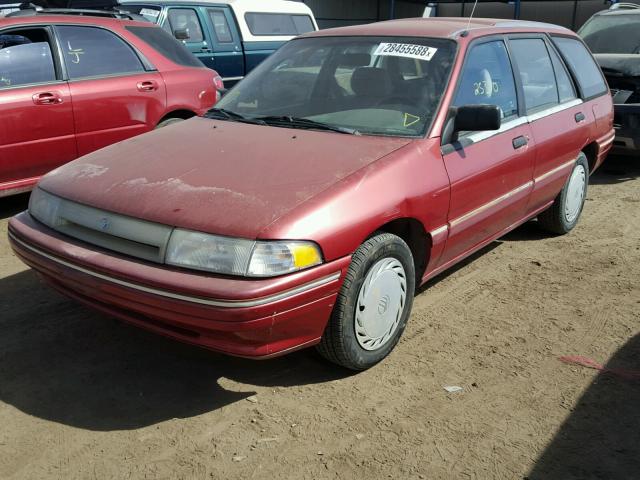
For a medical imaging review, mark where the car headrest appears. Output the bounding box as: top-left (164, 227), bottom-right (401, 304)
top-left (350, 67), bottom-right (392, 97)
top-left (477, 68), bottom-right (493, 98)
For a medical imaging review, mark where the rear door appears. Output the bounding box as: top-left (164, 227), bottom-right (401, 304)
top-left (439, 38), bottom-right (536, 265)
top-left (55, 24), bottom-right (166, 157)
top-left (507, 35), bottom-right (590, 213)
top-left (0, 26), bottom-right (76, 191)
top-left (203, 5), bottom-right (244, 83)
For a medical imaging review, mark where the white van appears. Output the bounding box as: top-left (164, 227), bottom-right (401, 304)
top-left (120, 0), bottom-right (319, 85)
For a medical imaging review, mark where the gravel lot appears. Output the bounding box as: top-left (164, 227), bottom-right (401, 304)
top-left (0, 156), bottom-right (638, 480)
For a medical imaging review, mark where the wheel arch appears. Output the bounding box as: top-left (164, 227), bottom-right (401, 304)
top-left (158, 109), bottom-right (197, 124)
top-left (581, 142), bottom-right (598, 174)
top-left (374, 217), bottom-right (432, 283)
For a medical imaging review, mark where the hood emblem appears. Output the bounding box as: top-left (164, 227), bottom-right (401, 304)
top-left (378, 295), bottom-right (390, 315)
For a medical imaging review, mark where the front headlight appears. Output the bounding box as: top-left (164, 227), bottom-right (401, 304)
top-left (29, 188), bottom-right (62, 228)
top-left (166, 228), bottom-right (322, 277)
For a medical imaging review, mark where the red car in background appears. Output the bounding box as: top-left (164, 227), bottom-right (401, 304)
top-left (0, 10), bottom-right (221, 197)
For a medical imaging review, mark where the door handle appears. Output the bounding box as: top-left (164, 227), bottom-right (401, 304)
top-left (136, 80), bottom-right (158, 92)
top-left (575, 112), bottom-right (586, 123)
top-left (512, 135), bottom-right (528, 149)
top-left (32, 92), bottom-right (62, 105)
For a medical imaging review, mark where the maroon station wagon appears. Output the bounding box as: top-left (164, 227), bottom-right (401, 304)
top-left (9, 18), bottom-right (614, 370)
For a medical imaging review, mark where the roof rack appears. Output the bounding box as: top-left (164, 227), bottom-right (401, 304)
top-left (6, 4), bottom-right (142, 20)
top-left (609, 3), bottom-right (640, 10)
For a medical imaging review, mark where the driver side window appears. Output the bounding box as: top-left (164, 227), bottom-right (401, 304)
top-left (453, 40), bottom-right (518, 120)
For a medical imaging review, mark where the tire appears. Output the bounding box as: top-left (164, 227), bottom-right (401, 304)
top-left (316, 233), bottom-right (415, 370)
top-left (537, 152), bottom-right (589, 235)
top-left (155, 117), bottom-right (184, 129)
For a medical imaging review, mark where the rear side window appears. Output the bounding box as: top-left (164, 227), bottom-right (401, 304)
top-left (56, 26), bottom-right (144, 79)
top-left (208, 9), bottom-right (233, 43)
top-left (244, 13), bottom-right (314, 36)
top-left (0, 31), bottom-right (56, 88)
top-left (126, 26), bottom-right (203, 68)
top-left (453, 40), bottom-right (519, 119)
top-left (552, 37), bottom-right (608, 99)
top-left (509, 38), bottom-right (558, 112)
top-left (166, 8), bottom-right (204, 42)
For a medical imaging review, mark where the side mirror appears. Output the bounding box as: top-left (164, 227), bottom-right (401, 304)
top-left (173, 28), bottom-right (190, 41)
top-left (442, 104), bottom-right (502, 145)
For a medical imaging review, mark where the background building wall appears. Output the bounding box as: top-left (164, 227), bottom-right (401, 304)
top-left (300, 0), bottom-right (612, 31)
top-left (436, 1), bottom-right (609, 30)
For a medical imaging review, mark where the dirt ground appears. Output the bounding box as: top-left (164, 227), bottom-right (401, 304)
top-left (0, 156), bottom-right (638, 480)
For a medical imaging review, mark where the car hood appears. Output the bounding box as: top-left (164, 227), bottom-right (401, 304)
top-left (594, 54), bottom-right (640, 78)
top-left (39, 117), bottom-right (412, 239)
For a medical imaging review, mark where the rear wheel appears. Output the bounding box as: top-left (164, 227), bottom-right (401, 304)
top-left (317, 233), bottom-right (415, 370)
top-left (538, 152), bottom-right (589, 235)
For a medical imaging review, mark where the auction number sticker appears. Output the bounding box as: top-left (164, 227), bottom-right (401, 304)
top-left (140, 8), bottom-right (160, 18)
top-left (374, 43), bottom-right (438, 61)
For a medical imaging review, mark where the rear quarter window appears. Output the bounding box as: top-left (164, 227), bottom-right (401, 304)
top-left (126, 26), bottom-right (203, 68)
top-left (244, 13), bottom-right (314, 36)
top-left (552, 36), bottom-right (608, 99)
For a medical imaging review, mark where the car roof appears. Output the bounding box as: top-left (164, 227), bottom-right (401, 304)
top-left (302, 17), bottom-right (572, 41)
top-left (0, 13), bottom-right (151, 28)
top-left (594, 8), bottom-right (640, 16)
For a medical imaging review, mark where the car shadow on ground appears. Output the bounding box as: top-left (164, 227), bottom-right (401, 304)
top-left (0, 192), bottom-right (30, 220)
top-left (590, 154), bottom-right (640, 185)
top-left (0, 269), bottom-right (353, 432)
top-left (527, 334), bottom-right (640, 479)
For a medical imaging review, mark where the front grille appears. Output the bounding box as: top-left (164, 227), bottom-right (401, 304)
top-left (608, 77), bottom-right (640, 104)
top-left (44, 194), bottom-right (173, 263)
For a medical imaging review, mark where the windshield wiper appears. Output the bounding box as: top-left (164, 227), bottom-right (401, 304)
top-left (253, 116), bottom-right (359, 135)
top-left (205, 108), bottom-right (267, 125)
top-left (205, 107), bottom-right (246, 120)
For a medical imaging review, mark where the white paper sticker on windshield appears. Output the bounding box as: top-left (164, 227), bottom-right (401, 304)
top-left (374, 43), bottom-right (437, 61)
top-left (140, 8), bottom-right (160, 18)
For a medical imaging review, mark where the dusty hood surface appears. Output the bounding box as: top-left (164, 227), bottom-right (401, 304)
top-left (39, 117), bottom-right (411, 238)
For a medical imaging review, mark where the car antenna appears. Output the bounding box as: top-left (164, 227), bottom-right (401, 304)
top-left (462, 0), bottom-right (479, 37)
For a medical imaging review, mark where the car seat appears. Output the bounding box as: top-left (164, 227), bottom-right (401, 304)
top-left (349, 67), bottom-right (392, 107)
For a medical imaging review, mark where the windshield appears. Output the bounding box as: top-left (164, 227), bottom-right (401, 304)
top-left (214, 36), bottom-right (457, 137)
top-left (119, 5), bottom-right (162, 23)
top-left (579, 14), bottom-right (640, 54)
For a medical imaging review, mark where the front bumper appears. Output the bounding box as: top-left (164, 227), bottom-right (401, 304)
top-left (8, 212), bottom-right (350, 358)
top-left (612, 104), bottom-right (640, 155)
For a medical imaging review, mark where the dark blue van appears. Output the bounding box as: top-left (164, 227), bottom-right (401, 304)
top-left (120, 0), bottom-right (318, 86)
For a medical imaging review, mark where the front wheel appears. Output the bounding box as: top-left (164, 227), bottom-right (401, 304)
top-left (538, 152), bottom-right (589, 235)
top-left (316, 233), bottom-right (415, 370)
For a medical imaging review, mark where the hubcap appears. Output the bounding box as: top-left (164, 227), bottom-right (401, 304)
top-left (565, 164), bottom-right (586, 223)
top-left (355, 258), bottom-right (407, 351)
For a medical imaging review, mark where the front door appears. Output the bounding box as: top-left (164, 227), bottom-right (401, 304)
top-left (439, 39), bottom-right (536, 266)
top-left (55, 25), bottom-right (166, 157)
top-left (162, 7), bottom-right (214, 67)
top-left (0, 26), bottom-right (76, 192)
